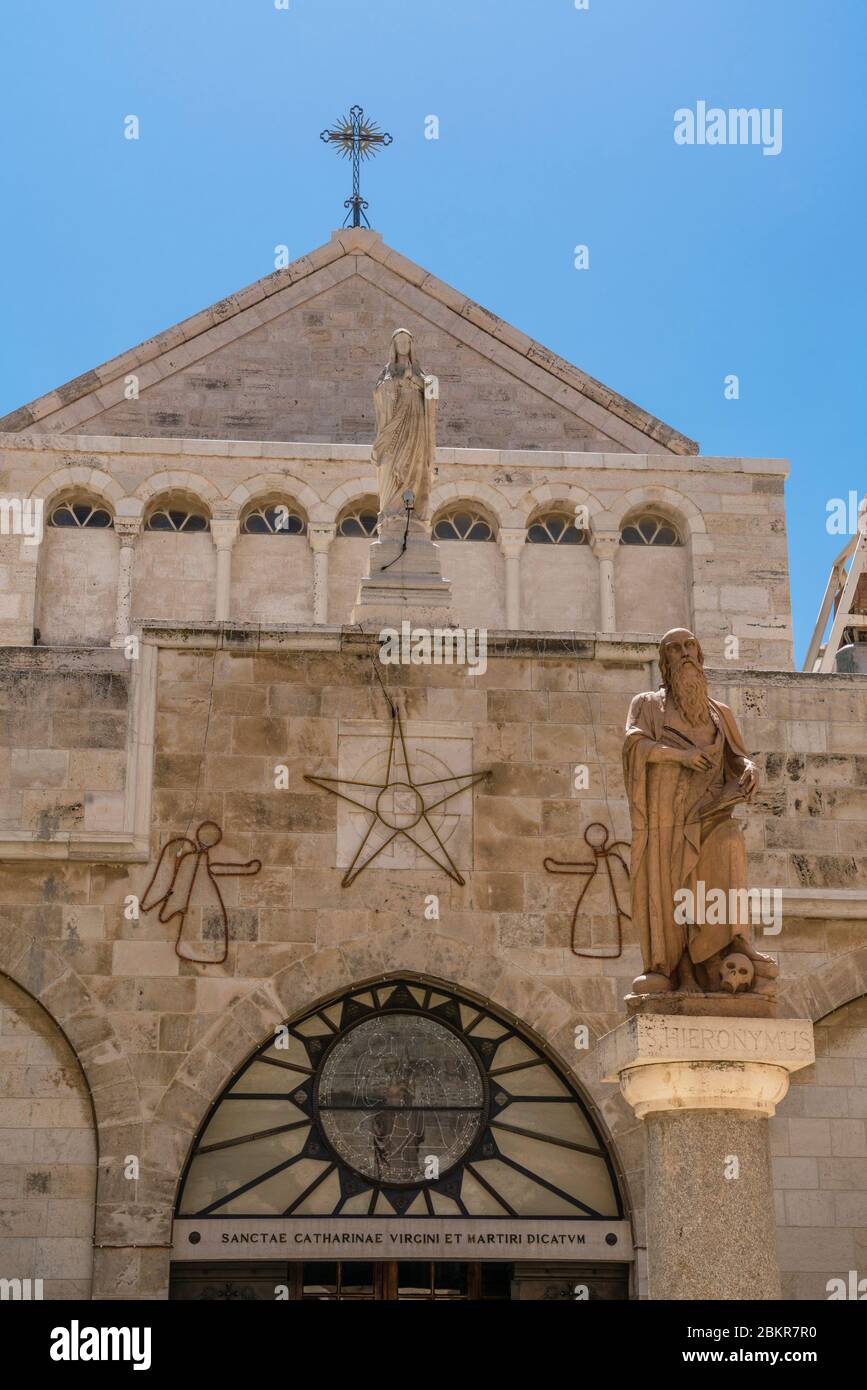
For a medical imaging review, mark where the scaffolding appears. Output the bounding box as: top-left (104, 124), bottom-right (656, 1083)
top-left (803, 511), bottom-right (867, 673)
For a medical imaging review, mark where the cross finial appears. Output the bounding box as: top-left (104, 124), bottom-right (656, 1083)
top-left (320, 105), bottom-right (393, 228)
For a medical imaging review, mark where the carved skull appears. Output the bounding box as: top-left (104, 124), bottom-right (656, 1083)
top-left (720, 952), bottom-right (755, 994)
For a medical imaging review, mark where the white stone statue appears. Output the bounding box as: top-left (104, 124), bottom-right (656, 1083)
top-left (372, 329), bottom-right (437, 524)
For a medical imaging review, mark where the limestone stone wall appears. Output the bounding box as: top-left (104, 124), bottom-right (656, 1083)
top-left (0, 230), bottom-right (696, 458)
top-left (0, 434), bottom-right (793, 667)
top-left (0, 640), bottom-right (862, 1298)
top-left (0, 650), bottom-right (129, 838)
top-left (442, 537), bottom-right (505, 631)
top-left (523, 543), bottom-right (599, 631)
top-left (36, 528), bottom-right (117, 646)
top-left (233, 534), bottom-right (313, 626)
top-left (132, 533), bottom-right (216, 627)
top-left (0, 974), bottom-right (97, 1298)
top-left (616, 545), bottom-right (690, 635)
top-left (328, 535), bottom-right (372, 627)
top-left (65, 275), bottom-right (622, 453)
top-left (773, 996), bottom-right (867, 1300)
top-left (714, 674), bottom-right (867, 899)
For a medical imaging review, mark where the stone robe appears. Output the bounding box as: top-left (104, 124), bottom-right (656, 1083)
top-left (372, 370), bottom-right (432, 521)
top-left (623, 688), bottom-right (753, 978)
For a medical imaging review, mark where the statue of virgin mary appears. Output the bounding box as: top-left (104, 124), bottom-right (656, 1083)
top-left (372, 329), bottom-right (436, 524)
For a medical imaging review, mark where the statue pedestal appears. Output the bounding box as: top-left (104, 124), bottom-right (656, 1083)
top-left (351, 517), bottom-right (455, 628)
top-left (625, 990), bottom-right (778, 1019)
top-left (597, 1012), bottom-right (814, 1300)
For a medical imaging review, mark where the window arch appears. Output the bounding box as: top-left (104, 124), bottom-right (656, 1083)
top-left (47, 495), bottom-right (113, 529)
top-left (433, 507), bottom-right (495, 542)
top-left (527, 511), bottom-right (588, 546)
top-left (176, 978), bottom-right (621, 1221)
top-left (620, 513), bottom-right (681, 547)
top-left (337, 497), bottom-right (379, 538)
top-left (145, 494), bottom-right (210, 533)
top-left (241, 499), bottom-right (306, 536)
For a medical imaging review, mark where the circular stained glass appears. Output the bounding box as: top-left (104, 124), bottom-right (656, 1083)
top-left (317, 1014), bottom-right (485, 1185)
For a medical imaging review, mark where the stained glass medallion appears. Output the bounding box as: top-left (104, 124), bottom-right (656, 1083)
top-left (177, 981), bottom-right (620, 1222)
top-left (317, 1014), bottom-right (485, 1185)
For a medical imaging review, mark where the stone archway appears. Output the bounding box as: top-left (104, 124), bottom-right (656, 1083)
top-left (0, 928), bottom-right (155, 1298)
top-left (165, 969), bottom-right (636, 1301)
top-left (773, 947), bottom-right (867, 1299)
top-left (778, 945), bottom-right (867, 1024)
top-left (0, 973), bottom-right (98, 1298)
top-left (157, 939), bottom-right (640, 1198)
top-left (151, 936), bottom-right (642, 1298)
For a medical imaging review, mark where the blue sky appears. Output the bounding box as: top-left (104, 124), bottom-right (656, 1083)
top-left (2, 0), bottom-right (865, 661)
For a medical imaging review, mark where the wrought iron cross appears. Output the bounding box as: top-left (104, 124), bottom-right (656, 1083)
top-left (320, 105), bottom-right (393, 228)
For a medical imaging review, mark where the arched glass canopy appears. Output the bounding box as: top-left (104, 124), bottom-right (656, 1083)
top-left (177, 980), bottom-right (621, 1222)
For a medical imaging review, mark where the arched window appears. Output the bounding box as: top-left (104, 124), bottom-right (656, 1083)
top-left (146, 499), bottom-right (210, 533)
top-left (433, 508), bottom-right (495, 542)
top-left (337, 500), bottom-right (379, 538)
top-left (620, 514), bottom-right (681, 547)
top-left (527, 512), bottom-right (587, 545)
top-left (176, 978), bottom-right (621, 1221)
top-left (47, 497), bottom-right (113, 529)
top-left (242, 502), bottom-right (306, 536)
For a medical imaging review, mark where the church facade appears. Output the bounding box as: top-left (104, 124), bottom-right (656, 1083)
top-left (0, 227), bottom-right (864, 1302)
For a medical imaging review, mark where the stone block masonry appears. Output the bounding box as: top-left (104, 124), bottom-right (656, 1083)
top-left (0, 632), bottom-right (863, 1298)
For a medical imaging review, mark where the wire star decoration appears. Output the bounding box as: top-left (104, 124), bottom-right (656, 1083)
top-left (304, 707), bottom-right (490, 887)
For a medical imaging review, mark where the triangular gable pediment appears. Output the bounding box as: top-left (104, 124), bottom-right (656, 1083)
top-left (0, 229), bottom-right (697, 455)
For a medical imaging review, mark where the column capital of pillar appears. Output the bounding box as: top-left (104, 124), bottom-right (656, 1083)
top-left (590, 529), bottom-right (620, 561)
top-left (597, 1012), bottom-right (815, 1119)
top-left (210, 518), bottom-right (240, 551)
top-left (307, 522), bottom-right (337, 553)
top-left (114, 517), bottom-right (143, 545)
top-left (497, 527), bottom-right (527, 559)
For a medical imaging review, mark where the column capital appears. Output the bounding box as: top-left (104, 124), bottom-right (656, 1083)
top-left (307, 522), bottom-right (337, 554)
top-left (114, 517), bottom-right (143, 545)
top-left (210, 518), bottom-right (240, 551)
top-left (590, 529), bottom-right (620, 561)
top-left (597, 1012), bottom-right (814, 1118)
top-left (211, 501), bottom-right (240, 522)
top-left (497, 527), bottom-right (527, 559)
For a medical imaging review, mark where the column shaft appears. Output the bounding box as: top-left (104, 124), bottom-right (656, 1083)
top-left (308, 524), bottom-right (336, 624)
top-left (498, 529), bottom-right (526, 630)
top-left (645, 1109), bottom-right (781, 1300)
top-left (210, 519), bottom-right (239, 623)
top-left (591, 532), bottom-right (620, 634)
top-left (598, 557), bottom-right (616, 632)
top-left (111, 519), bottom-right (142, 648)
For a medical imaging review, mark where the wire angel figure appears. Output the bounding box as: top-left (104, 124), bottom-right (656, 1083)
top-left (543, 821), bottom-right (631, 959)
top-left (140, 821), bottom-right (262, 964)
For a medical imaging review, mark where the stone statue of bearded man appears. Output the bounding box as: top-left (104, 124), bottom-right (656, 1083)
top-left (622, 628), bottom-right (777, 998)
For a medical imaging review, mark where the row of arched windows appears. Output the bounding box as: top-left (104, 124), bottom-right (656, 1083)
top-left (47, 496), bottom-right (378, 538)
top-left (48, 494), bottom-right (683, 547)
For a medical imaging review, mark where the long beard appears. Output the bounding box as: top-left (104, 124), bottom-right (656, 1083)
top-left (668, 661), bottom-right (710, 726)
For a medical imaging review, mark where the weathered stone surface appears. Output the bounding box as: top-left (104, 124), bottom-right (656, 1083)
top-left (645, 1110), bottom-right (782, 1299)
top-left (0, 197), bottom-right (856, 1301)
top-left (0, 975), bottom-right (97, 1296)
